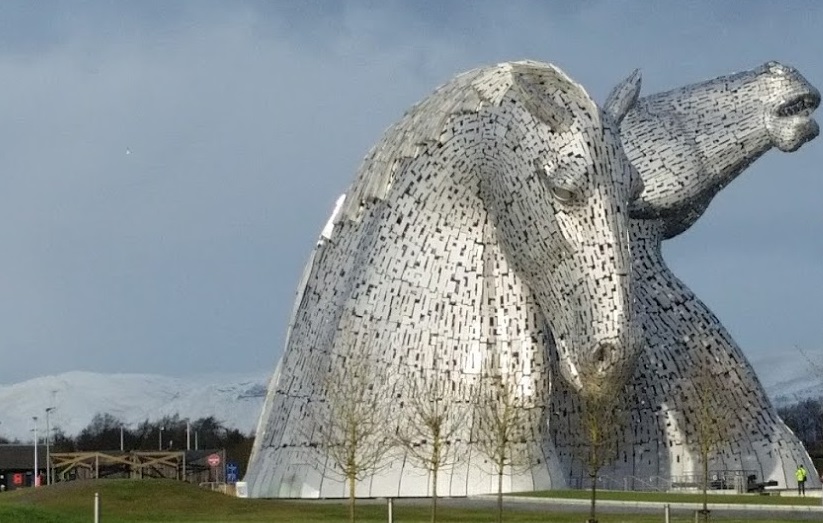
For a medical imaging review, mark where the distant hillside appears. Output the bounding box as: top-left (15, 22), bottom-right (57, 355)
top-left (0, 351), bottom-right (820, 442)
top-left (0, 371), bottom-right (268, 442)
top-left (749, 352), bottom-right (823, 408)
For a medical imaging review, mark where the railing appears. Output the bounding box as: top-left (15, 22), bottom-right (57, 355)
top-left (569, 474), bottom-right (672, 492)
top-left (670, 470), bottom-right (759, 492)
top-left (569, 470), bottom-right (759, 493)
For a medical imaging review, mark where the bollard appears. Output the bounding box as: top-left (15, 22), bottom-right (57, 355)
top-left (94, 492), bottom-right (100, 523)
top-left (387, 497), bottom-right (394, 523)
top-left (664, 503), bottom-right (670, 523)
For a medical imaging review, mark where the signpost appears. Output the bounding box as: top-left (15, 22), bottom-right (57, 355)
top-left (206, 453), bottom-right (221, 483)
top-left (207, 453), bottom-right (221, 467)
top-left (225, 461), bottom-right (239, 484)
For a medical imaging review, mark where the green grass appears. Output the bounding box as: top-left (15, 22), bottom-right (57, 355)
top-left (0, 480), bottom-right (819, 522)
top-left (516, 488), bottom-right (822, 506)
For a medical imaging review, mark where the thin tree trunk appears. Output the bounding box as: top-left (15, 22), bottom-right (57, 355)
top-left (431, 465), bottom-right (438, 523)
top-left (589, 474), bottom-right (597, 523)
top-left (497, 466), bottom-right (504, 523)
top-left (702, 453), bottom-right (709, 521)
top-left (349, 475), bottom-right (356, 523)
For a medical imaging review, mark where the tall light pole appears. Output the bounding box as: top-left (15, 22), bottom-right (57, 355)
top-left (45, 407), bottom-right (55, 486)
top-left (159, 426), bottom-right (164, 451)
top-left (32, 416), bottom-right (39, 487)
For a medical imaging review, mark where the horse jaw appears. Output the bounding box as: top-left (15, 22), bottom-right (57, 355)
top-left (762, 61), bottom-right (821, 152)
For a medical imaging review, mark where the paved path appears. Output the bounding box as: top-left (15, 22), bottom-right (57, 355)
top-left (364, 494), bottom-right (823, 520)
top-left (501, 494), bottom-right (823, 513)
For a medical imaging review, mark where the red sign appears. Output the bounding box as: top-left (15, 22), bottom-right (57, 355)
top-left (12, 473), bottom-right (23, 485)
top-left (207, 453), bottom-right (221, 467)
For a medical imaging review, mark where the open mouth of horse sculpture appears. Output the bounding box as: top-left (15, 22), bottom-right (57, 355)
top-left (765, 62), bottom-right (820, 151)
top-left (776, 92), bottom-right (820, 117)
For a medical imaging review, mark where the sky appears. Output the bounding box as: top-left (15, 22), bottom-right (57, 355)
top-left (0, 0), bottom-right (821, 384)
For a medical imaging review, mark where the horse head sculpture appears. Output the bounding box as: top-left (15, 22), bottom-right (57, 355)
top-left (610, 61), bottom-right (822, 489)
top-left (623, 60), bottom-right (820, 237)
top-left (478, 63), bottom-right (644, 396)
top-left (330, 60), bottom-right (644, 398)
top-left (247, 60), bottom-right (644, 498)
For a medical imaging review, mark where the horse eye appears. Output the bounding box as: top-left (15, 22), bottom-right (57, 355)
top-left (551, 186), bottom-right (575, 203)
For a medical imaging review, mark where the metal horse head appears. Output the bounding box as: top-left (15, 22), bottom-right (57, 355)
top-left (623, 61), bottom-right (820, 237)
top-left (473, 62), bottom-right (643, 397)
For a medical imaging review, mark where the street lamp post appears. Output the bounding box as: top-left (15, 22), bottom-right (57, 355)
top-left (159, 427), bottom-right (164, 451)
top-left (45, 407), bottom-right (55, 486)
top-left (32, 416), bottom-right (39, 487)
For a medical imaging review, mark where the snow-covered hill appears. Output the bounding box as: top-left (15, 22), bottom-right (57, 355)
top-left (0, 371), bottom-right (269, 442)
top-left (751, 352), bottom-right (823, 408)
top-left (1, 351), bottom-right (820, 443)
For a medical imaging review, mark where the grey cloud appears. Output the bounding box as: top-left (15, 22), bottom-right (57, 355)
top-left (0, 1), bottom-right (820, 382)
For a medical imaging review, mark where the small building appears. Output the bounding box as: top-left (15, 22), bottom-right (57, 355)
top-left (0, 444), bottom-right (48, 490)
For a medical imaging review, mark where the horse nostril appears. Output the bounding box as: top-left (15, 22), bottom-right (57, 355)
top-left (592, 342), bottom-right (618, 372)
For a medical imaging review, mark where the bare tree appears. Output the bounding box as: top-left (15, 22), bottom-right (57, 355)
top-left (396, 367), bottom-right (468, 523)
top-left (472, 370), bottom-right (542, 523)
top-left (571, 360), bottom-right (631, 523)
top-left (796, 345), bottom-right (823, 381)
top-left (685, 354), bottom-right (737, 523)
top-left (795, 345), bottom-right (823, 407)
top-left (311, 346), bottom-right (396, 523)
top-left (578, 389), bottom-right (626, 523)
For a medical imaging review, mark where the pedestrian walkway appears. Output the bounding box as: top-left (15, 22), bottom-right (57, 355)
top-left (496, 494), bottom-right (823, 513)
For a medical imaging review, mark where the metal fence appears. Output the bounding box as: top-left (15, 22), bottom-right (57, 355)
top-left (569, 469), bottom-right (760, 493)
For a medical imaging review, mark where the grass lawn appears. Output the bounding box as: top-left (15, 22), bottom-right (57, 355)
top-left (0, 479), bottom-right (819, 522)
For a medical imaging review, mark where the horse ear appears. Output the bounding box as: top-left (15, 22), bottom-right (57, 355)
top-left (604, 69), bottom-right (642, 125)
top-left (509, 64), bottom-right (575, 132)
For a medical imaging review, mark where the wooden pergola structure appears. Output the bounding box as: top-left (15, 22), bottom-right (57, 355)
top-left (50, 451), bottom-right (222, 483)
